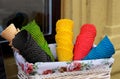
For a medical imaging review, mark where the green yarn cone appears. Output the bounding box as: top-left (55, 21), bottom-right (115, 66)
top-left (21, 20), bottom-right (54, 61)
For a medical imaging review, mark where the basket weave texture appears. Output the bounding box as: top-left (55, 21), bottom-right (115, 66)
top-left (18, 68), bottom-right (111, 79)
top-left (14, 50), bottom-right (114, 79)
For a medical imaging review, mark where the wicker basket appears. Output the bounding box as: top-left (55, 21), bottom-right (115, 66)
top-left (14, 50), bottom-right (114, 79)
top-left (17, 68), bottom-right (111, 79)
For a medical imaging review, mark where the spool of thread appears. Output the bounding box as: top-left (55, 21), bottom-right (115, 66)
top-left (1, 24), bottom-right (19, 42)
top-left (21, 20), bottom-right (54, 61)
top-left (12, 30), bottom-right (52, 63)
top-left (55, 19), bottom-right (74, 61)
top-left (83, 35), bottom-right (115, 60)
top-left (73, 24), bottom-right (96, 60)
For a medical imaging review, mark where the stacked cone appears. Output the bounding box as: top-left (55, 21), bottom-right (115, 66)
top-left (1, 24), bottom-right (19, 43)
top-left (73, 24), bottom-right (96, 60)
top-left (83, 35), bottom-right (115, 60)
top-left (21, 20), bottom-right (54, 61)
top-left (12, 30), bottom-right (52, 63)
top-left (55, 19), bottom-right (74, 61)
top-left (1, 23), bottom-right (20, 46)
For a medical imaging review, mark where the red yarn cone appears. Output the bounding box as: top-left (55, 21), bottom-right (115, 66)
top-left (73, 24), bottom-right (96, 60)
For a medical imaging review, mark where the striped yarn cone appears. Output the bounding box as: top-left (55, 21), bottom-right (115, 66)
top-left (55, 19), bottom-right (74, 61)
top-left (21, 20), bottom-right (54, 61)
top-left (12, 30), bottom-right (52, 63)
top-left (73, 24), bottom-right (96, 60)
top-left (84, 35), bottom-right (115, 60)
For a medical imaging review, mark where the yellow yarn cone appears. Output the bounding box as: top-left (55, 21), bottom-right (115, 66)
top-left (56, 47), bottom-right (73, 61)
top-left (55, 19), bottom-right (74, 61)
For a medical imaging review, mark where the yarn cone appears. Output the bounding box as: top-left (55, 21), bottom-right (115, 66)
top-left (12, 30), bottom-right (52, 63)
top-left (1, 24), bottom-right (18, 42)
top-left (83, 35), bottom-right (115, 60)
top-left (21, 20), bottom-right (54, 61)
top-left (55, 19), bottom-right (74, 61)
top-left (73, 24), bottom-right (96, 60)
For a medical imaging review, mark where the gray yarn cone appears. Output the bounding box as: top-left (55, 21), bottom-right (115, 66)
top-left (12, 30), bottom-right (52, 63)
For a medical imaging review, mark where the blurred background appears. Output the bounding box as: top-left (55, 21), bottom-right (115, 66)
top-left (0, 0), bottom-right (60, 79)
top-left (0, 0), bottom-right (120, 79)
top-left (61, 0), bottom-right (120, 79)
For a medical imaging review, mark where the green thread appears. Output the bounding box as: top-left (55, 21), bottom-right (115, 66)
top-left (21, 20), bottom-right (54, 61)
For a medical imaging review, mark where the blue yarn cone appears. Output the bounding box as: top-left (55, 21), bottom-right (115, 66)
top-left (83, 35), bottom-right (115, 60)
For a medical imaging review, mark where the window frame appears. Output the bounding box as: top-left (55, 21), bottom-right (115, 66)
top-left (44, 0), bottom-right (61, 43)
